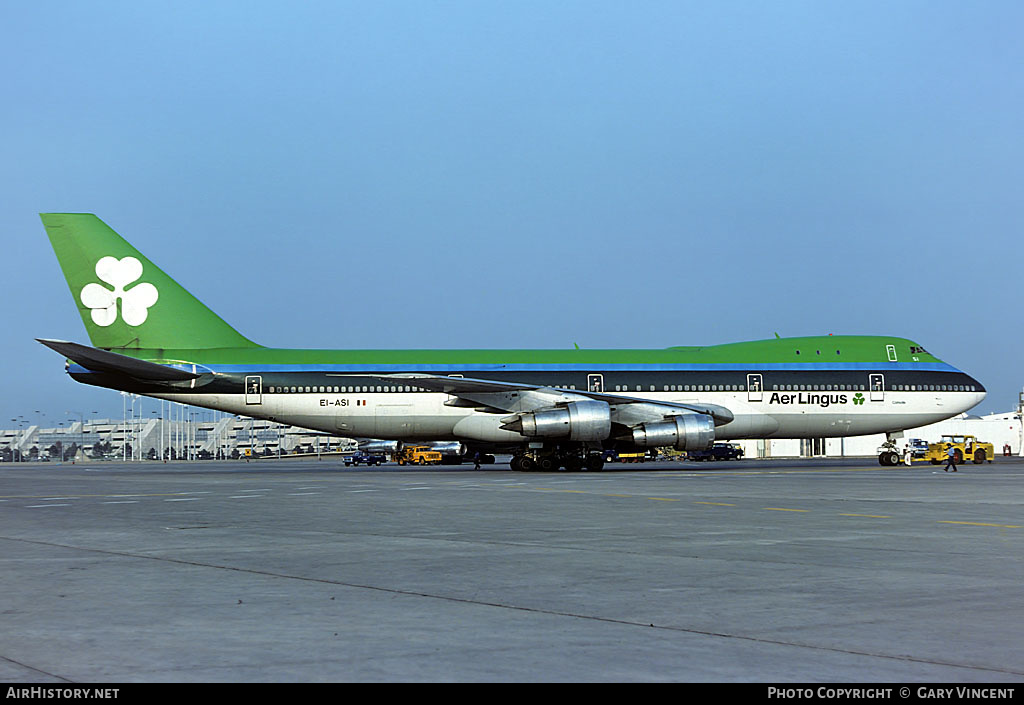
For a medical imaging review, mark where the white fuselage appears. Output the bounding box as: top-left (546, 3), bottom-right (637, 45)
top-left (153, 386), bottom-right (985, 443)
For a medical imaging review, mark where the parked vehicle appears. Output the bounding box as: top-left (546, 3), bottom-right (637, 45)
top-left (686, 443), bottom-right (744, 461)
top-left (923, 435), bottom-right (993, 465)
top-left (344, 451), bottom-right (385, 466)
top-left (603, 450), bottom-right (654, 463)
top-left (396, 445), bottom-right (443, 466)
top-left (908, 438), bottom-right (929, 458)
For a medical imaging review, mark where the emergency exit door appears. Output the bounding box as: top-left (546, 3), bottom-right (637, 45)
top-left (245, 376), bottom-right (263, 405)
top-left (747, 374), bottom-right (763, 402)
top-left (869, 374), bottom-right (884, 402)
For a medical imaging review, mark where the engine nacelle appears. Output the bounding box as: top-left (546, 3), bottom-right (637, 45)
top-left (502, 400), bottom-right (611, 442)
top-left (631, 414), bottom-right (715, 450)
top-left (358, 440), bottom-right (402, 454)
top-left (428, 441), bottom-right (467, 456)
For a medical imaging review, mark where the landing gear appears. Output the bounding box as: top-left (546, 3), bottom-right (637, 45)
top-left (877, 433), bottom-right (904, 466)
top-left (878, 450), bottom-right (901, 466)
top-left (510, 447), bottom-right (605, 472)
top-left (510, 455), bottom-right (536, 472)
top-left (562, 455), bottom-right (584, 472)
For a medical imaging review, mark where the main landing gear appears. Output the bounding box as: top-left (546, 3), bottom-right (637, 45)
top-left (510, 448), bottom-right (606, 472)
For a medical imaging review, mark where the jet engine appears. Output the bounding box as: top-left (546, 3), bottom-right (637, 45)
top-left (630, 413), bottom-right (715, 450)
top-left (501, 400), bottom-right (611, 442)
top-left (428, 441), bottom-right (468, 457)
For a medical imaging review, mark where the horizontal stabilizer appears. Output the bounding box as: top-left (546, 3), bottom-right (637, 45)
top-left (36, 339), bottom-right (199, 381)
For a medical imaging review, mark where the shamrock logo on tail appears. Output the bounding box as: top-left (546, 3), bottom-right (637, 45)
top-left (80, 256), bottom-right (159, 327)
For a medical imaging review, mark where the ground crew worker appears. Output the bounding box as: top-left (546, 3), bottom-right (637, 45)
top-left (944, 444), bottom-right (958, 472)
top-left (903, 444), bottom-right (913, 466)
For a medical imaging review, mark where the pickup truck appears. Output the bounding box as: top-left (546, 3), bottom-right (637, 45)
top-left (908, 438), bottom-right (929, 458)
top-left (686, 443), bottom-right (744, 461)
top-left (344, 452), bottom-right (385, 467)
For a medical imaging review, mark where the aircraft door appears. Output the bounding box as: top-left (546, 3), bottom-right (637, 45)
top-left (245, 375), bottom-right (263, 405)
top-left (587, 374), bottom-right (604, 393)
top-left (747, 374), bottom-right (763, 402)
top-left (869, 374), bottom-right (884, 402)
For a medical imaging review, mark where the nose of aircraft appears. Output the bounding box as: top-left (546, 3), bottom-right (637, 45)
top-left (960, 375), bottom-right (987, 414)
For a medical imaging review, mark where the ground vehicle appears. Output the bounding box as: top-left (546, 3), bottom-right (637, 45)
top-left (908, 438), bottom-right (929, 458)
top-left (687, 442), bottom-right (744, 461)
top-left (603, 450), bottom-right (652, 463)
top-left (396, 445), bottom-right (443, 466)
top-left (923, 435), bottom-right (994, 465)
top-left (344, 452), bottom-right (385, 466)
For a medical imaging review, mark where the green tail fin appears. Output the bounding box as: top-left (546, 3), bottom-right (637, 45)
top-left (41, 213), bottom-right (260, 350)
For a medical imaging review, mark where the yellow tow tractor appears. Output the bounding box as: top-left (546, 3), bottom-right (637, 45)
top-left (613, 451), bottom-right (648, 463)
top-left (396, 445), bottom-right (443, 466)
top-left (924, 435), bottom-right (994, 465)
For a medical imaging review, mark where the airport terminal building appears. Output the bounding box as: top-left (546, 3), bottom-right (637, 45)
top-left (1, 413), bottom-right (357, 463)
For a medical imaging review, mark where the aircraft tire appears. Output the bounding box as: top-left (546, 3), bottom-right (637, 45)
top-left (563, 456), bottom-right (584, 472)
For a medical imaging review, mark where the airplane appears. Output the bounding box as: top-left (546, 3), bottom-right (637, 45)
top-left (37, 213), bottom-right (986, 471)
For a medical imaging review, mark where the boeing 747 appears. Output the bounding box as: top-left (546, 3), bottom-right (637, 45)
top-left (38, 213), bottom-right (986, 470)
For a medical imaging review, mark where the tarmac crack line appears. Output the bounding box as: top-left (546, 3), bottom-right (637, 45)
top-left (3, 534), bottom-right (1023, 679)
top-left (0, 653), bottom-right (74, 683)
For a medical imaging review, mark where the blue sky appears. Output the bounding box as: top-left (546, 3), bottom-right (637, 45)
top-left (2, 1), bottom-right (1022, 427)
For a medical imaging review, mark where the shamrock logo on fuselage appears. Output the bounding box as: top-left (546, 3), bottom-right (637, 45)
top-left (852, 392), bottom-right (865, 405)
top-left (79, 256), bottom-right (159, 327)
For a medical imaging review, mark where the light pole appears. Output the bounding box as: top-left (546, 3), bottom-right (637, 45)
top-left (121, 391), bottom-right (128, 461)
top-left (66, 410), bottom-right (86, 462)
top-left (17, 416), bottom-right (25, 462)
